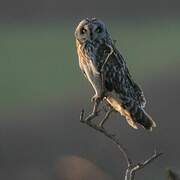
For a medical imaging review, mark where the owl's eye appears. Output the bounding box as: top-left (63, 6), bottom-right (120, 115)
top-left (95, 26), bottom-right (102, 33)
top-left (80, 27), bottom-right (87, 34)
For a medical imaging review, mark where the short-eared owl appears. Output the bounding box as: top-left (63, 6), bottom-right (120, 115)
top-left (75, 18), bottom-right (156, 130)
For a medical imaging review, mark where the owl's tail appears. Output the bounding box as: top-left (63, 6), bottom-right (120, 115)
top-left (104, 96), bottom-right (156, 131)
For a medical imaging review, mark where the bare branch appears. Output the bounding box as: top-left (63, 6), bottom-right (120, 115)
top-left (80, 102), bottom-right (162, 180)
top-left (81, 109), bottom-right (132, 167)
top-left (125, 151), bottom-right (163, 180)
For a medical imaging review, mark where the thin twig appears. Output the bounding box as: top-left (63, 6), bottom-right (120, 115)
top-left (100, 43), bottom-right (114, 73)
top-left (100, 43), bottom-right (114, 91)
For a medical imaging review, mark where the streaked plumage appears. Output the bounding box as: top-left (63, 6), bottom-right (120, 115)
top-left (75, 18), bottom-right (156, 130)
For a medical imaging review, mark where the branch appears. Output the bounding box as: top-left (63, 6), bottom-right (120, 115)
top-left (80, 108), bottom-right (132, 167)
top-left (80, 102), bottom-right (162, 180)
top-left (125, 151), bottom-right (163, 180)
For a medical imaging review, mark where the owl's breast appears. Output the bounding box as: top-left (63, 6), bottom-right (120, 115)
top-left (81, 56), bottom-right (100, 80)
top-left (78, 50), bottom-right (102, 93)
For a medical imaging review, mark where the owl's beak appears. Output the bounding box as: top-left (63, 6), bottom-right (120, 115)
top-left (89, 31), bottom-right (93, 41)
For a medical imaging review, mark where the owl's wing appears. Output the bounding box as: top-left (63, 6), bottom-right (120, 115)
top-left (103, 46), bottom-right (146, 108)
top-left (103, 47), bottom-right (156, 130)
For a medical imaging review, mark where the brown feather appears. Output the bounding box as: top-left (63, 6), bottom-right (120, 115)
top-left (104, 96), bottom-right (138, 129)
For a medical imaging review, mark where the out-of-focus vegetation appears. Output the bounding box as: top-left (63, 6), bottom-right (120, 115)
top-left (1, 20), bottom-right (180, 107)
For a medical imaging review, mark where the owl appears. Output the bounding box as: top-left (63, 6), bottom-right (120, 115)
top-left (75, 18), bottom-right (156, 130)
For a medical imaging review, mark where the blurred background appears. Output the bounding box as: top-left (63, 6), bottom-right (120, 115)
top-left (0, 0), bottom-right (180, 179)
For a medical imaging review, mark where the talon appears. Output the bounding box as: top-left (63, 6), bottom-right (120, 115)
top-left (98, 124), bottom-right (104, 130)
top-left (85, 118), bottom-right (92, 123)
top-left (84, 110), bottom-right (100, 123)
top-left (98, 120), bottom-right (105, 129)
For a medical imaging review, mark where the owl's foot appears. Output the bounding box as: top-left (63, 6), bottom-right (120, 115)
top-left (80, 98), bottom-right (101, 123)
top-left (85, 110), bottom-right (100, 123)
top-left (98, 108), bottom-right (114, 129)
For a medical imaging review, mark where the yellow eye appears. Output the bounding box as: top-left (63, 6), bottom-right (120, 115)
top-left (96, 27), bottom-right (102, 33)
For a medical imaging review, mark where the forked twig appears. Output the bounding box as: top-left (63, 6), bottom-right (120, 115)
top-left (125, 151), bottom-right (163, 180)
top-left (80, 101), bottom-right (162, 180)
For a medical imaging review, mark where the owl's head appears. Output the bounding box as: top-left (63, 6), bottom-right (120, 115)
top-left (75, 18), bottom-right (109, 44)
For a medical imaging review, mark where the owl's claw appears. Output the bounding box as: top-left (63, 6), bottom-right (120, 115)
top-left (81, 97), bottom-right (101, 123)
top-left (98, 108), bottom-right (114, 128)
top-left (85, 110), bottom-right (100, 123)
top-left (97, 124), bottom-right (105, 130)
